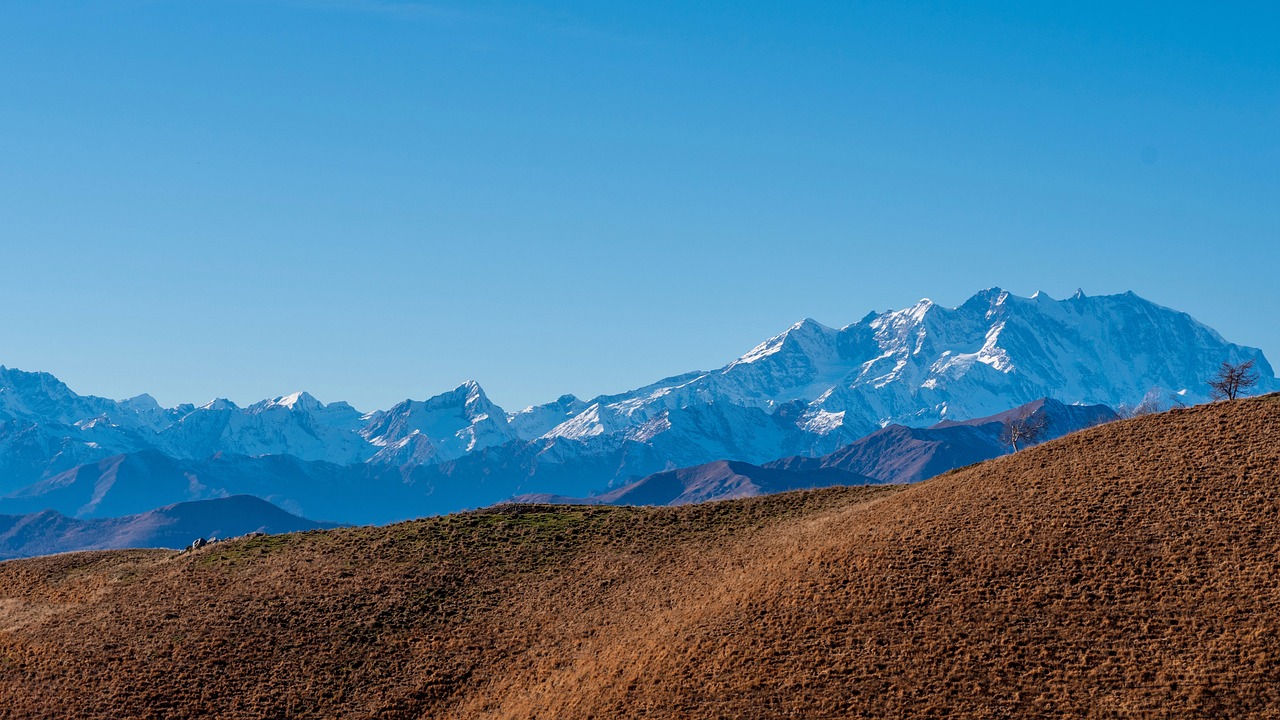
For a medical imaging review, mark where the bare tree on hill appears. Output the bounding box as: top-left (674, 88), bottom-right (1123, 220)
top-left (1000, 408), bottom-right (1049, 452)
top-left (1208, 359), bottom-right (1260, 401)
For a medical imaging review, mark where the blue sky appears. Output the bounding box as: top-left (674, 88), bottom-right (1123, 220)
top-left (1, 1), bottom-right (1276, 411)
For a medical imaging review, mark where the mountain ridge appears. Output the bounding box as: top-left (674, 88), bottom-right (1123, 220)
top-left (518, 397), bottom-right (1116, 507)
top-left (0, 289), bottom-right (1274, 512)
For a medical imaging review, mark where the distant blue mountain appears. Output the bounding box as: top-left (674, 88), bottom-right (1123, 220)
top-left (0, 495), bottom-right (337, 560)
top-left (512, 398), bottom-right (1117, 507)
top-left (0, 289), bottom-right (1273, 523)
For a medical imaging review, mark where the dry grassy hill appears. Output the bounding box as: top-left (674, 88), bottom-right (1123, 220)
top-left (2, 394), bottom-right (1279, 719)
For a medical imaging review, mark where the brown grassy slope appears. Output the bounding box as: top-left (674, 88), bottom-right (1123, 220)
top-left (0, 484), bottom-right (900, 719)
top-left (3, 395), bottom-right (1280, 719)
top-left (486, 394), bottom-right (1280, 720)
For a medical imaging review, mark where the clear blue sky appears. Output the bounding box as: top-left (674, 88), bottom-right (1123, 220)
top-left (1, 1), bottom-right (1276, 412)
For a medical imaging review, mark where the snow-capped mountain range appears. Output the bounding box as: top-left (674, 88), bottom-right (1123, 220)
top-left (0, 288), bottom-right (1274, 516)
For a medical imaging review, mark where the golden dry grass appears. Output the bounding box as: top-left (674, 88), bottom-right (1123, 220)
top-left (2, 394), bottom-right (1279, 718)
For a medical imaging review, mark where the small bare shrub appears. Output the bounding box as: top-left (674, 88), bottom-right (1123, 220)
top-left (1000, 408), bottom-right (1049, 452)
top-left (1207, 359), bottom-right (1260, 401)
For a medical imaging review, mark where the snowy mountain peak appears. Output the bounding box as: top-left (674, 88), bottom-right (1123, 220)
top-left (521, 288), bottom-right (1278, 465)
top-left (0, 366), bottom-right (84, 420)
top-left (422, 380), bottom-right (495, 412)
top-left (732, 317), bottom-right (838, 367)
top-left (266, 391), bottom-right (320, 411)
top-left (957, 287), bottom-right (1010, 315)
top-left (906, 297), bottom-right (936, 319)
top-left (360, 381), bottom-right (516, 464)
top-left (508, 393), bottom-right (588, 440)
top-left (872, 298), bottom-right (938, 332)
top-left (458, 380), bottom-right (489, 405)
top-left (199, 398), bottom-right (238, 412)
top-left (0, 287), bottom-right (1276, 503)
top-left (121, 394), bottom-right (161, 411)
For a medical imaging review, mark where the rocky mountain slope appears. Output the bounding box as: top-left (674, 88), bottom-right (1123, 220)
top-left (1, 289), bottom-right (1273, 514)
top-left (526, 397), bottom-right (1115, 506)
top-left (1, 394), bottom-right (1277, 718)
top-left (767, 396), bottom-right (1117, 482)
top-left (0, 397), bottom-right (1111, 522)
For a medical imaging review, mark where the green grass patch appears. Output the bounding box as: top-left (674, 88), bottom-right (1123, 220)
top-left (193, 533), bottom-right (299, 567)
